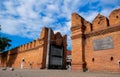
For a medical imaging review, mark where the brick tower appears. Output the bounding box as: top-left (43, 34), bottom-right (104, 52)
top-left (71, 13), bottom-right (87, 71)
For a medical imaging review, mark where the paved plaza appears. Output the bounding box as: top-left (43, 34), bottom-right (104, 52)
top-left (0, 68), bottom-right (120, 77)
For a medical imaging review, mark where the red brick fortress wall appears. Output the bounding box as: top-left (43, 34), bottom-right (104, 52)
top-left (0, 27), bottom-right (67, 69)
top-left (71, 8), bottom-right (120, 72)
top-left (0, 28), bottom-right (48, 69)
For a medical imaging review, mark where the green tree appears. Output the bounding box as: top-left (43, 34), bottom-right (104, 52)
top-left (0, 37), bottom-right (12, 52)
top-left (0, 25), bottom-right (12, 52)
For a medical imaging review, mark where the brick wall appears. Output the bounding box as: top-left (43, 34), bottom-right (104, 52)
top-left (0, 27), bottom-right (67, 69)
top-left (71, 8), bottom-right (120, 72)
top-left (0, 28), bottom-right (48, 69)
top-left (85, 31), bottom-right (120, 72)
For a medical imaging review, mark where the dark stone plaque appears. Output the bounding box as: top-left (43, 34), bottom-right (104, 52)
top-left (93, 36), bottom-right (114, 51)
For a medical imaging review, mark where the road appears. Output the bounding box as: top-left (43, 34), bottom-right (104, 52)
top-left (0, 68), bottom-right (120, 77)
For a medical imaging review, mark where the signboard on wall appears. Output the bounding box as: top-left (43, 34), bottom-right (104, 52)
top-left (93, 36), bottom-right (114, 51)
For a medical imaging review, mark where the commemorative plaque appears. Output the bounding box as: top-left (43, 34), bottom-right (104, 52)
top-left (93, 36), bottom-right (114, 51)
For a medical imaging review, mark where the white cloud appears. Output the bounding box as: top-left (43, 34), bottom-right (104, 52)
top-left (46, 4), bottom-right (59, 13)
top-left (100, 7), bottom-right (120, 17)
top-left (100, 0), bottom-right (120, 5)
top-left (42, 16), bottom-right (54, 25)
top-left (100, 9), bottom-right (113, 17)
top-left (1, 19), bottom-right (19, 35)
top-left (79, 11), bottom-right (98, 22)
top-left (0, 0), bottom-right (120, 50)
top-left (3, 0), bottom-right (17, 15)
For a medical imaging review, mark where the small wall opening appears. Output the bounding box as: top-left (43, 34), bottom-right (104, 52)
top-left (22, 59), bottom-right (25, 62)
top-left (98, 21), bottom-right (100, 24)
top-left (92, 58), bottom-right (95, 62)
top-left (116, 16), bottom-right (119, 19)
top-left (110, 56), bottom-right (114, 61)
top-left (118, 61), bottom-right (120, 69)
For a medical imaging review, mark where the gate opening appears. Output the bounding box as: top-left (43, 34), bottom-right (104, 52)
top-left (48, 45), bottom-right (64, 69)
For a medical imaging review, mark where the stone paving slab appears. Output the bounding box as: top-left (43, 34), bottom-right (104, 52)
top-left (0, 68), bottom-right (120, 77)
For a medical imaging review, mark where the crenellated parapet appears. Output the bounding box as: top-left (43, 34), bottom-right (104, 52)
top-left (0, 27), bottom-right (48, 57)
top-left (12, 27), bottom-right (48, 53)
top-left (92, 14), bottom-right (109, 31)
top-left (109, 8), bottom-right (120, 26)
top-left (71, 8), bottom-right (120, 39)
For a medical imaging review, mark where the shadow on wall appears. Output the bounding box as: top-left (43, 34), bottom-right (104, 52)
top-left (82, 35), bottom-right (88, 72)
top-left (6, 47), bottom-right (19, 67)
top-left (0, 52), bottom-right (8, 67)
top-left (0, 47), bottom-right (19, 67)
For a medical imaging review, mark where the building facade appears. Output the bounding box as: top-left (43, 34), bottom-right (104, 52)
top-left (71, 8), bottom-right (120, 72)
top-left (0, 28), bottom-right (67, 69)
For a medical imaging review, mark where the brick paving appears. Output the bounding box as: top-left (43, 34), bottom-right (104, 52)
top-left (0, 68), bottom-right (120, 77)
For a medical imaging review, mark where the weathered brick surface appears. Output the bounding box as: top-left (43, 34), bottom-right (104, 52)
top-left (71, 8), bottom-right (120, 72)
top-left (71, 38), bottom-right (83, 70)
top-left (92, 14), bottom-right (109, 31)
top-left (85, 31), bottom-right (120, 72)
top-left (109, 8), bottom-right (120, 26)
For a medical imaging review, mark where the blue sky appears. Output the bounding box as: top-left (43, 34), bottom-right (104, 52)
top-left (0, 0), bottom-right (120, 50)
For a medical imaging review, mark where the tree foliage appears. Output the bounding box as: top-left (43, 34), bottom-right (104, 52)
top-left (0, 36), bottom-right (12, 52)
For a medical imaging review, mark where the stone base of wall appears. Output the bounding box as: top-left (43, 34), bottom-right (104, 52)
top-left (72, 62), bottom-right (87, 71)
top-left (72, 64), bottom-right (83, 70)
